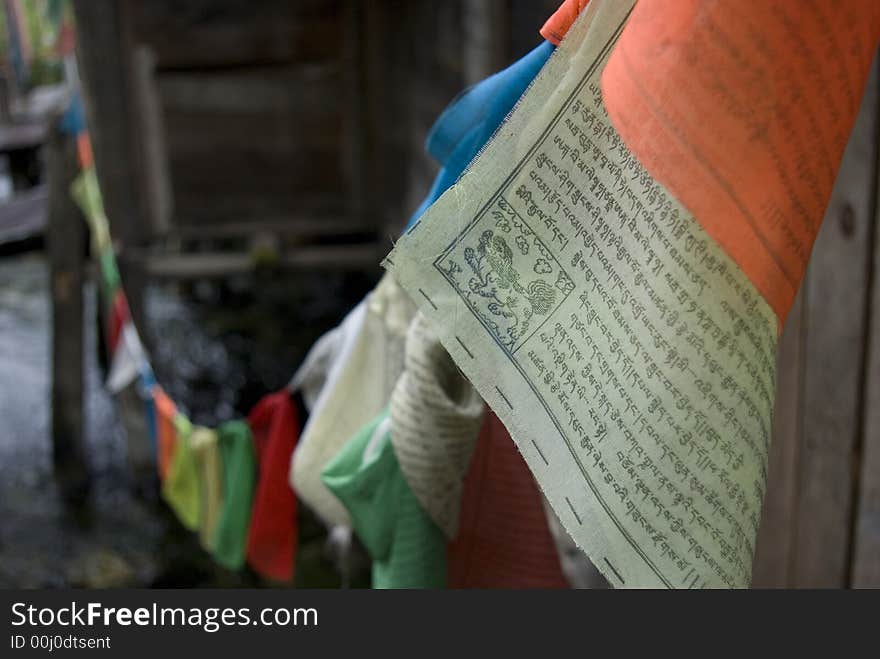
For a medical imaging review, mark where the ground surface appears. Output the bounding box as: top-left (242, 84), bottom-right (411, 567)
top-left (0, 251), bottom-right (372, 587)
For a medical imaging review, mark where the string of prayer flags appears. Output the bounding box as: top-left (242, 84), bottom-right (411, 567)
top-left (67, 0), bottom-right (628, 588)
top-left (161, 414), bottom-right (200, 532)
top-left (384, 0), bottom-right (779, 588)
top-left (153, 387), bottom-right (178, 483)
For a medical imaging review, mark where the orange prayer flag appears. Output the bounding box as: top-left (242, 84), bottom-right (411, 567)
top-left (601, 0), bottom-right (880, 324)
top-left (152, 387), bottom-right (178, 481)
top-left (541, 0), bottom-right (591, 45)
top-left (76, 133), bottom-right (94, 170)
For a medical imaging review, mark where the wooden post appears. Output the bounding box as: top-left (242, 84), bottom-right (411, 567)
top-left (851, 58), bottom-right (880, 589)
top-left (0, 73), bottom-right (11, 124)
top-left (47, 121), bottom-right (90, 505)
top-left (462, 0), bottom-right (510, 85)
top-left (792, 55), bottom-right (879, 588)
top-left (751, 52), bottom-right (880, 588)
top-left (71, 0), bottom-right (151, 343)
top-left (72, 0), bottom-right (158, 493)
top-left (851, 182), bottom-right (880, 586)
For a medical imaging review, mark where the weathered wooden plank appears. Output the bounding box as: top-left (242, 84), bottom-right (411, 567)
top-left (359, 0), bottom-right (397, 233)
top-left (0, 71), bottom-right (12, 123)
top-left (170, 196), bottom-right (351, 229)
top-left (131, 46), bottom-right (173, 235)
top-left (134, 244), bottom-right (384, 280)
top-left (47, 124), bottom-right (90, 505)
top-left (463, 0), bottom-right (511, 85)
top-left (128, 0), bottom-right (341, 70)
top-left (509, 0), bottom-right (560, 58)
top-left (168, 218), bottom-right (374, 240)
top-left (792, 55), bottom-right (879, 587)
top-left (162, 112), bottom-right (338, 157)
top-left (341, 0), bottom-right (366, 222)
top-left (399, 1), bottom-right (465, 229)
top-left (851, 62), bottom-right (880, 589)
top-left (73, 0), bottom-right (155, 351)
top-left (156, 66), bottom-right (342, 115)
top-left (751, 290), bottom-right (805, 588)
top-left (0, 120), bottom-right (45, 152)
top-left (167, 150), bottom-right (346, 225)
top-left (0, 184), bottom-right (47, 244)
top-left (851, 252), bottom-right (880, 585)
top-left (73, 0), bottom-right (148, 247)
top-left (72, 0), bottom-right (156, 487)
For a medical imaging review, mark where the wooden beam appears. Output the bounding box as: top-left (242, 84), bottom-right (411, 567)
top-left (47, 122), bottom-right (90, 505)
top-left (72, 0), bottom-right (151, 341)
top-left (509, 0), bottom-right (559, 59)
top-left (793, 56), bottom-right (879, 587)
top-left (73, 0), bottom-right (163, 496)
top-left (358, 0), bottom-right (389, 232)
top-left (0, 121), bottom-right (46, 152)
top-left (72, 0), bottom-right (148, 247)
top-left (851, 60), bottom-right (880, 589)
top-left (462, 0), bottom-right (511, 85)
top-left (167, 218), bottom-right (376, 241)
top-left (342, 0), bottom-right (366, 223)
top-left (131, 45), bottom-right (173, 235)
top-left (0, 183), bottom-right (47, 244)
top-left (131, 244), bottom-right (384, 280)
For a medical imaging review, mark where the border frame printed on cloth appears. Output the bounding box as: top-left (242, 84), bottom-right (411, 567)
top-left (384, 0), bottom-right (778, 588)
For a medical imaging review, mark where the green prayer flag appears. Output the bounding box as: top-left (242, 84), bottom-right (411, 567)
top-left (211, 420), bottom-right (256, 570)
top-left (322, 411), bottom-right (446, 589)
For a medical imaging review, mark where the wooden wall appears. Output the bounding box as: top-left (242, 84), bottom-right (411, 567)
top-left (127, 0), bottom-right (357, 227)
top-left (752, 52), bottom-right (880, 588)
top-left (123, 0), bottom-right (560, 238)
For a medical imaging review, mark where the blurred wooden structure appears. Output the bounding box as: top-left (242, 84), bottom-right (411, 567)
top-left (70, 0), bottom-right (559, 264)
top-left (752, 54), bottom-right (880, 589)
top-left (0, 183), bottom-right (46, 244)
top-left (46, 121), bottom-right (89, 504)
top-left (71, 0), bottom-right (559, 322)
top-left (68, 0), bottom-right (880, 587)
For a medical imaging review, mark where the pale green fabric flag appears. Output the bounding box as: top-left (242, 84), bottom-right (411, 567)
top-left (190, 427), bottom-right (223, 551)
top-left (322, 411), bottom-right (446, 589)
